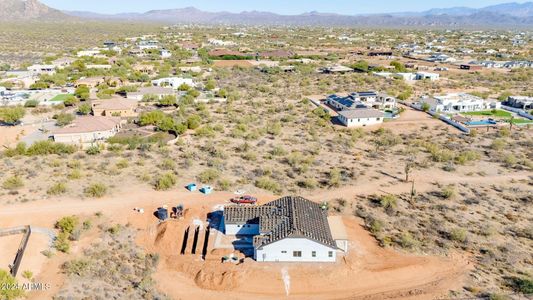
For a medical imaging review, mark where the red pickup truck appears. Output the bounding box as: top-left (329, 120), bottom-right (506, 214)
top-left (230, 195), bottom-right (257, 205)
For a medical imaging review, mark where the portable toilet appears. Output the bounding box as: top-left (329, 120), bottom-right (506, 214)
top-left (200, 186), bottom-right (212, 195)
top-left (157, 207), bottom-right (168, 221)
top-left (186, 183), bottom-right (197, 192)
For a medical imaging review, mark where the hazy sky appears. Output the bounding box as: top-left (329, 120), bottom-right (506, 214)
top-left (41, 0), bottom-right (524, 14)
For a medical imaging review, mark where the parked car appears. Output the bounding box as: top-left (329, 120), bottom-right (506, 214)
top-left (230, 195), bottom-right (257, 205)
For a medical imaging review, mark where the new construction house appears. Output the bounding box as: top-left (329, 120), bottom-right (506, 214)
top-left (223, 196), bottom-right (347, 262)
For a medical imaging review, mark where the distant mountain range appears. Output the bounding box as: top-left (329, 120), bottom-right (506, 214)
top-left (0, 0), bottom-right (67, 20)
top-left (1, 0), bottom-right (533, 28)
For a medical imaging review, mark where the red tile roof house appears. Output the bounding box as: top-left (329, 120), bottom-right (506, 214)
top-left (51, 116), bottom-right (122, 145)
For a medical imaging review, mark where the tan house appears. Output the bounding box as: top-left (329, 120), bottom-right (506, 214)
top-left (75, 77), bottom-right (105, 88)
top-left (133, 64), bottom-right (155, 74)
top-left (52, 116), bottom-right (122, 145)
top-left (92, 98), bottom-right (138, 117)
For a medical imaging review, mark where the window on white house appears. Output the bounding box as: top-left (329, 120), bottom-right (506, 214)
top-left (328, 251), bottom-right (333, 257)
top-left (312, 251), bottom-right (316, 257)
top-left (293, 251), bottom-right (302, 257)
top-left (281, 251), bottom-right (287, 254)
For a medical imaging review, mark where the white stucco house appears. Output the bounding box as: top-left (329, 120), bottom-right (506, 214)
top-left (419, 93), bottom-right (501, 113)
top-left (151, 77), bottom-right (196, 89)
top-left (327, 92), bottom-right (396, 111)
top-left (223, 196), bottom-right (345, 263)
top-left (415, 72), bottom-right (440, 81)
top-left (337, 108), bottom-right (385, 127)
top-left (28, 65), bottom-right (56, 76)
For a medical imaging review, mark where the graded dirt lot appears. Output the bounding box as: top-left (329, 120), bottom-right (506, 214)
top-left (1, 168), bottom-right (529, 299)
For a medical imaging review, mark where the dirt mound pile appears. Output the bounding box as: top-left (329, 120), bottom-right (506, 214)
top-left (151, 221), bottom-right (187, 256)
top-left (194, 269), bottom-right (244, 291)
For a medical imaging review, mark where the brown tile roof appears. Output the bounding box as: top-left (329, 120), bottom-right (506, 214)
top-left (52, 116), bottom-right (121, 135)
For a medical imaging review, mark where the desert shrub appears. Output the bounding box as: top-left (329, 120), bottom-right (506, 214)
top-left (47, 182), bottom-right (67, 195)
top-left (198, 168), bottom-right (220, 183)
top-left (450, 228), bottom-right (467, 243)
top-left (54, 232), bottom-right (70, 253)
top-left (217, 178), bottom-right (232, 191)
top-left (186, 114), bottom-right (202, 129)
top-left (455, 150), bottom-right (480, 165)
top-left (491, 139), bottom-right (506, 151)
top-left (24, 100), bottom-right (39, 107)
top-left (0, 269), bottom-right (24, 300)
top-left (54, 113), bottom-right (75, 127)
top-left (77, 103), bottom-right (91, 115)
top-left (26, 141), bottom-right (76, 155)
top-left (63, 259), bottom-right (91, 276)
top-left (255, 177), bottom-right (281, 194)
top-left (2, 142), bottom-right (27, 157)
top-left (21, 270), bottom-right (33, 280)
top-left (368, 218), bottom-right (383, 234)
top-left (2, 176), bottom-right (24, 190)
top-left (154, 172), bottom-right (177, 190)
top-left (298, 178), bottom-right (318, 189)
top-left (328, 168), bottom-right (341, 187)
top-left (115, 159), bottom-right (129, 169)
top-left (503, 154), bottom-right (517, 167)
top-left (379, 194), bottom-right (398, 211)
top-left (270, 146), bottom-right (287, 156)
top-left (506, 276), bottom-right (533, 294)
top-left (399, 232), bottom-right (417, 249)
top-left (0, 106), bottom-right (25, 124)
top-left (85, 145), bottom-right (101, 155)
top-left (55, 216), bottom-right (79, 235)
top-left (159, 158), bottom-right (175, 170)
top-left (68, 169), bottom-right (82, 180)
top-left (195, 125), bottom-right (216, 138)
top-left (84, 183), bottom-right (107, 198)
top-left (440, 185), bottom-right (456, 199)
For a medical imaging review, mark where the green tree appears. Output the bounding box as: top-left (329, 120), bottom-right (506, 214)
top-left (421, 102), bottom-right (431, 112)
top-left (158, 95), bottom-right (177, 106)
top-left (77, 103), bottom-right (92, 115)
top-left (63, 95), bottom-right (79, 106)
top-left (54, 113), bottom-right (75, 127)
top-left (0, 106), bottom-right (25, 124)
top-left (139, 110), bottom-right (166, 126)
top-left (74, 86), bottom-right (90, 101)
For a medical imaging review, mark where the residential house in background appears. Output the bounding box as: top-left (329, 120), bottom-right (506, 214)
top-left (152, 77), bottom-right (196, 89)
top-left (337, 109), bottom-right (385, 127)
top-left (327, 92), bottom-right (396, 111)
top-left (28, 65), bottom-right (56, 76)
top-left (92, 98), bottom-right (138, 117)
top-left (51, 57), bottom-right (76, 69)
top-left (127, 87), bottom-right (176, 101)
top-left (223, 196), bottom-right (344, 262)
top-left (506, 96), bottom-right (533, 110)
top-left (419, 93), bottom-right (501, 113)
top-left (51, 116), bottom-right (122, 145)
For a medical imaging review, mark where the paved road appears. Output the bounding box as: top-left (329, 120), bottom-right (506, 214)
top-left (21, 121), bottom-right (57, 146)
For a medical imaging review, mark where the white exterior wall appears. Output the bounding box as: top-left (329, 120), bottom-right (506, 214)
top-left (225, 223), bottom-right (260, 235)
top-left (338, 115), bottom-right (383, 127)
top-left (255, 238), bottom-right (336, 262)
top-left (53, 129), bottom-right (118, 144)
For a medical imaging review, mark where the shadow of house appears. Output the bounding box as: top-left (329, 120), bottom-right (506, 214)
top-left (207, 210), bottom-right (224, 234)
